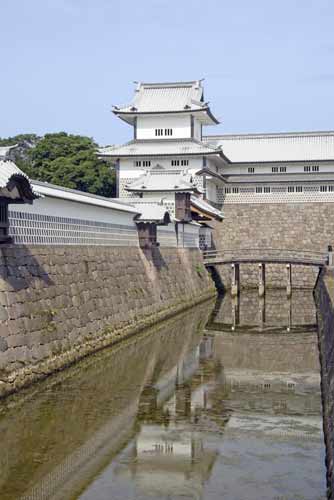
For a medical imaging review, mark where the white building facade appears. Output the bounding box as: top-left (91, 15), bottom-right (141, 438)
top-left (99, 81), bottom-right (225, 222)
top-left (99, 81), bottom-right (334, 210)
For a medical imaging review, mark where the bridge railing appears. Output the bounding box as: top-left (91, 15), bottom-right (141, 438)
top-left (202, 247), bottom-right (330, 266)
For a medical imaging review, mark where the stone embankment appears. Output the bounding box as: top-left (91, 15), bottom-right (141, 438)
top-left (0, 245), bottom-right (215, 399)
top-left (314, 268), bottom-right (334, 500)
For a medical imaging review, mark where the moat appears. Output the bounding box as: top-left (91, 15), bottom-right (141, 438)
top-left (0, 290), bottom-right (326, 500)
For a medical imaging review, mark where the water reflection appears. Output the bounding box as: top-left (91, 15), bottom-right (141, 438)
top-left (0, 293), bottom-right (326, 500)
top-left (207, 289), bottom-right (317, 334)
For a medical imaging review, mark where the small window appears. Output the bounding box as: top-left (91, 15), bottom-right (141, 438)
top-left (164, 128), bottom-right (173, 136)
top-left (296, 186), bottom-right (303, 192)
top-left (329, 186), bottom-right (334, 192)
top-left (171, 160), bottom-right (180, 166)
top-left (155, 129), bottom-right (163, 136)
top-left (288, 186), bottom-right (295, 193)
top-left (135, 160), bottom-right (142, 167)
top-left (304, 166), bottom-right (311, 172)
top-left (312, 165), bottom-right (319, 172)
top-left (143, 160), bottom-right (151, 167)
top-left (232, 187), bottom-right (239, 194)
top-left (256, 187), bottom-right (263, 193)
top-left (248, 167), bottom-right (255, 173)
top-left (264, 186), bottom-right (271, 193)
top-left (320, 185), bottom-right (328, 192)
top-left (181, 159), bottom-right (189, 166)
top-left (272, 167), bottom-right (279, 173)
top-left (280, 166), bottom-right (287, 173)
top-left (224, 187), bottom-right (231, 194)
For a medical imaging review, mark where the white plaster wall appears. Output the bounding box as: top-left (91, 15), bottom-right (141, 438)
top-left (206, 180), bottom-right (218, 203)
top-left (193, 118), bottom-right (202, 141)
top-left (137, 115), bottom-right (191, 139)
top-left (141, 192), bottom-right (175, 201)
top-left (221, 161), bottom-right (334, 175)
top-left (121, 156), bottom-right (203, 174)
top-left (16, 196), bottom-right (137, 227)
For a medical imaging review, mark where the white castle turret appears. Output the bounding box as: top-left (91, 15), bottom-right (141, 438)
top-left (99, 81), bottom-right (225, 222)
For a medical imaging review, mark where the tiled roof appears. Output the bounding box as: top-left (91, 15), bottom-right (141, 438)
top-left (0, 145), bottom-right (17, 159)
top-left (98, 139), bottom-right (222, 158)
top-left (134, 202), bottom-right (171, 223)
top-left (190, 195), bottom-right (223, 220)
top-left (31, 180), bottom-right (140, 214)
top-left (204, 131), bottom-right (334, 163)
top-left (114, 81), bottom-right (205, 113)
top-left (0, 160), bottom-right (29, 189)
top-left (125, 169), bottom-right (200, 193)
top-left (0, 147), bottom-right (37, 201)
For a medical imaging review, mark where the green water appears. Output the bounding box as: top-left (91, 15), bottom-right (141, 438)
top-left (0, 291), bottom-right (326, 499)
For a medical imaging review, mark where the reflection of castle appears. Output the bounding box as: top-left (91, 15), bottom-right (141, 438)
top-left (114, 336), bottom-right (224, 499)
top-left (204, 291), bottom-right (322, 420)
top-left (126, 423), bottom-right (217, 500)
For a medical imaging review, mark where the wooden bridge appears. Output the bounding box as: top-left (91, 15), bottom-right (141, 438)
top-left (202, 247), bottom-right (332, 297)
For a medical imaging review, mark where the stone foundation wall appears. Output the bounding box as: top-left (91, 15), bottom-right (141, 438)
top-left (212, 202), bottom-right (333, 289)
top-left (0, 245), bottom-right (215, 398)
top-left (314, 268), bottom-right (334, 500)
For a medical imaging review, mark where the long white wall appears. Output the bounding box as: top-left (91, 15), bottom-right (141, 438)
top-left (9, 193), bottom-right (139, 246)
top-left (17, 196), bottom-right (136, 226)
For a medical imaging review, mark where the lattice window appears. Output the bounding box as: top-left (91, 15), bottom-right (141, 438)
top-left (162, 200), bottom-right (175, 217)
top-left (216, 187), bottom-right (224, 203)
top-left (193, 174), bottom-right (204, 192)
top-left (304, 185), bottom-right (318, 192)
top-left (221, 182), bottom-right (334, 204)
top-left (119, 177), bottom-right (138, 197)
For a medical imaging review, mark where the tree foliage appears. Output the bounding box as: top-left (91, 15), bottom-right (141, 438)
top-left (0, 132), bottom-right (115, 198)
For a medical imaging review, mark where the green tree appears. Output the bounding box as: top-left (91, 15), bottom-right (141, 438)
top-left (0, 132), bottom-right (115, 197)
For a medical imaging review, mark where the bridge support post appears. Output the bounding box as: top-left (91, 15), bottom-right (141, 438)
top-left (231, 263), bottom-right (239, 297)
top-left (231, 295), bottom-right (240, 331)
top-left (286, 264), bottom-right (292, 298)
top-left (258, 263), bottom-right (265, 297)
top-left (258, 296), bottom-right (265, 330)
top-left (328, 245), bottom-right (333, 266)
top-left (287, 297), bottom-right (292, 332)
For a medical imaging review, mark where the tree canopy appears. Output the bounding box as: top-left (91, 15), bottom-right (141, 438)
top-left (0, 132), bottom-right (115, 198)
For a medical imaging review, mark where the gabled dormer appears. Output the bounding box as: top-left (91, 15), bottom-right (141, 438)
top-left (112, 81), bottom-right (219, 141)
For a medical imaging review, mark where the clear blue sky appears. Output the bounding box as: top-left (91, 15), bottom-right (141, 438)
top-left (1, 0), bottom-right (334, 145)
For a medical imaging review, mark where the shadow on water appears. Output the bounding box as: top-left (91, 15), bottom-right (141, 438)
top-left (0, 292), bottom-right (327, 500)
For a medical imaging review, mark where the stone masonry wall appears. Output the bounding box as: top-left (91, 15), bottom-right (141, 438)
top-left (314, 268), bottom-right (334, 500)
top-left (212, 202), bottom-right (334, 289)
top-left (0, 245), bottom-right (215, 398)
